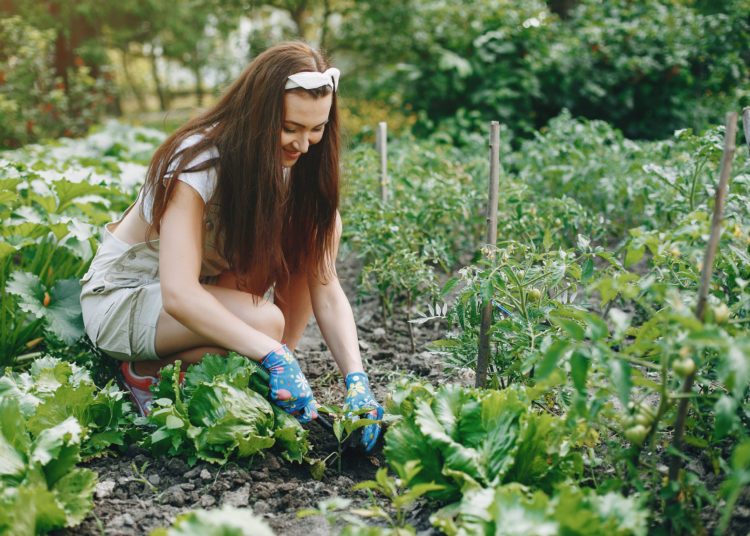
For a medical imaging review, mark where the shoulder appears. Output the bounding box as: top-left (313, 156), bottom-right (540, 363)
top-left (175, 133), bottom-right (220, 169)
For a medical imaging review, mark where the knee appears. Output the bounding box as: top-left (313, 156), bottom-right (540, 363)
top-left (251, 299), bottom-right (285, 341)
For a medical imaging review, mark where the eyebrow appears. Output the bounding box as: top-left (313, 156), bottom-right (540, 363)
top-left (284, 119), bottom-right (329, 128)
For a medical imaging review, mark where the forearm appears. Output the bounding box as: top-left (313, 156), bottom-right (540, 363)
top-left (311, 279), bottom-right (364, 376)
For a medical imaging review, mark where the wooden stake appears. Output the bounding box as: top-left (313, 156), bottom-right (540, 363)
top-left (668, 111), bottom-right (737, 482)
top-left (375, 122), bottom-right (388, 202)
top-left (742, 107), bottom-right (750, 155)
top-left (476, 121), bottom-right (501, 389)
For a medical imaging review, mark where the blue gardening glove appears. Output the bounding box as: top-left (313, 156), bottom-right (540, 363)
top-left (261, 345), bottom-right (318, 423)
top-left (345, 372), bottom-right (383, 452)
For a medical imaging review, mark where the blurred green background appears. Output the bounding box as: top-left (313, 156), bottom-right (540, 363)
top-left (1, 0), bottom-right (749, 149)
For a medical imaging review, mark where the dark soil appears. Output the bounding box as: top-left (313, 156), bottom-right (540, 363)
top-left (52, 255), bottom-right (749, 536)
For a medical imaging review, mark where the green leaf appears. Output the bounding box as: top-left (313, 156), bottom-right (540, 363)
top-left (52, 178), bottom-right (116, 213)
top-left (52, 468), bottom-right (97, 526)
top-left (6, 270), bottom-right (45, 317)
top-left (0, 241), bottom-right (16, 262)
top-left (0, 398), bottom-right (29, 480)
top-left (608, 359), bottom-right (632, 408)
top-left (570, 351), bottom-right (589, 393)
top-left (43, 277), bottom-right (85, 344)
top-left (536, 340), bottom-right (569, 380)
top-left (155, 504), bottom-right (275, 536)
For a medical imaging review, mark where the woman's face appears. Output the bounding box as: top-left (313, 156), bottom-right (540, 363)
top-left (280, 91), bottom-right (333, 167)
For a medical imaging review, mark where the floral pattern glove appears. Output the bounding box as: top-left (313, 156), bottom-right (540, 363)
top-left (344, 372), bottom-right (383, 452)
top-left (261, 345), bottom-right (318, 423)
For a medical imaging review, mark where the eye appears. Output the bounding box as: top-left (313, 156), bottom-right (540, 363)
top-left (282, 126), bottom-right (296, 133)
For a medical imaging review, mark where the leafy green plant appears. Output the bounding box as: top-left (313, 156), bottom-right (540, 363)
top-left (317, 403), bottom-right (380, 474)
top-left (150, 504), bottom-right (275, 536)
top-left (0, 121), bottom-right (161, 365)
top-left (0, 356), bottom-right (132, 459)
top-left (432, 482), bottom-right (649, 536)
top-left (431, 237), bottom-right (619, 385)
top-left (384, 379), bottom-right (583, 503)
top-left (0, 396), bottom-right (97, 534)
top-left (142, 353), bottom-right (310, 466)
top-left (0, 16), bottom-right (114, 149)
top-left (348, 461), bottom-right (444, 534)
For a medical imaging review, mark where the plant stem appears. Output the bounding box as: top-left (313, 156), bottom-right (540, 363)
top-left (668, 111), bottom-right (737, 484)
top-left (406, 292), bottom-right (415, 353)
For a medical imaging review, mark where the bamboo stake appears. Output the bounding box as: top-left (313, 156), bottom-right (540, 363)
top-left (476, 121), bottom-right (501, 389)
top-left (375, 122), bottom-right (388, 202)
top-left (742, 107), bottom-right (750, 155)
top-left (668, 111), bottom-right (737, 483)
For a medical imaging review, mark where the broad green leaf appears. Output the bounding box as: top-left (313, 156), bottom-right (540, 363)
top-left (152, 504), bottom-right (275, 536)
top-left (43, 277), bottom-right (86, 345)
top-left (52, 178), bottom-right (116, 213)
top-left (0, 241), bottom-right (16, 261)
top-left (30, 417), bottom-right (82, 486)
top-left (5, 482), bottom-right (67, 535)
top-left (0, 398), bottom-right (28, 479)
top-left (52, 468), bottom-right (97, 526)
top-left (570, 351), bottom-right (589, 393)
top-left (536, 340), bottom-right (570, 380)
top-left (6, 270), bottom-right (45, 317)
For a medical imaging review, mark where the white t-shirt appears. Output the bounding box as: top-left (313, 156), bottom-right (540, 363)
top-left (140, 134), bottom-right (219, 224)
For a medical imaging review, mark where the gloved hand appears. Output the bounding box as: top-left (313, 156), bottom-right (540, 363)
top-left (261, 345), bottom-right (318, 423)
top-left (344, 372), bottom-right (383, 452)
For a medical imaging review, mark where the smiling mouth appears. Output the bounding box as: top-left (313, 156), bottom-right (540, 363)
top-left (283, 149), bottom-right (301, 159)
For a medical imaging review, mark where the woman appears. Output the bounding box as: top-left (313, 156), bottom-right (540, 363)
top-left (80, 42), bottom-right (383, 451)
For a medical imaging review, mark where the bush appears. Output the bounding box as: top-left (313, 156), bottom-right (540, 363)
top-left (0, 16), bottom-right (114, 149)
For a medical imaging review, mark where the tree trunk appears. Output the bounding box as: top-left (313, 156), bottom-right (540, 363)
top-left (120, 47), bottom-right (146, 111)
top-left (150, 52), bottom-right (169, 112)
top-left (193, 62), bottom-right (204, 108)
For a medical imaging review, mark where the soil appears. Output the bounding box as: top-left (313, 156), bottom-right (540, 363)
top-left (52, 255), bottom-right (749, 536)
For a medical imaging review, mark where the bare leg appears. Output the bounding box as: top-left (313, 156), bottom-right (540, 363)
top-left (133, 279), bottom-right (283, 377)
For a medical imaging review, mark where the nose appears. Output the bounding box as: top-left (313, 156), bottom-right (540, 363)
top-left (292, 134), bottom-right (310, 154)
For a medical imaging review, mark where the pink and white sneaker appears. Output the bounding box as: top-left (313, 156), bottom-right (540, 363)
top-left (120, 362), bottom-right (157, 417)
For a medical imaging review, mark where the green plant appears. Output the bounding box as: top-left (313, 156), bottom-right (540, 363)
top-left (348, 461), bottom-right (443, 533)
top-left (318, 403), bottom-right (380, 474)
top-left (432, 482), bottom-right (649, 536)
top-left (0, 394), bottom-right (98, 534)
top-left (150, 504), bottom-right (274, 536)
top-left (0, 356), bottom-right (132, 459)
top-left (142, 353), bottom-right (310, 466)
top-left (384, 379), bottom-right (583, 503)
top-left (0, 121), bottom-right (161, 365)
top-left (0, 16), bottom-right (114, 148)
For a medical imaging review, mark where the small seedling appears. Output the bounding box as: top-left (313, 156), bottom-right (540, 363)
top-left (297, 497), bottom-right (363, 531)
top-left (130, 460), bottom-right (157, 493)
top-left (318, 403), bottom-right (379, 474)
top-left (350, 460), bottom-right (443, 532)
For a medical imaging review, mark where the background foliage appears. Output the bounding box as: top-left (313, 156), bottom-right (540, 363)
top-left (1, 0), bottom-right (748, 147)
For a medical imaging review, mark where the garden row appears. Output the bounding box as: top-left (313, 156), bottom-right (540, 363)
top-left (1, 114), bottom-right (749, 534)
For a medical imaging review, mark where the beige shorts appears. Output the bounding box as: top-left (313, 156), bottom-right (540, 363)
top-left (80, 226), bottom-right (163, 362)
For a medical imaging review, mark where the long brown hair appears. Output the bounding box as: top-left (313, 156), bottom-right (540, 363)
top-left (141, 42), bottom-right (340, 294)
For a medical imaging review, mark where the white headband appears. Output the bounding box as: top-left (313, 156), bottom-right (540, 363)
top-left (285, 67), bottom-right (340, 91)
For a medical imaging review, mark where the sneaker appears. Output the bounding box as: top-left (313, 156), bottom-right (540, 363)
top-left (120, 362), bottom-right (157, 417)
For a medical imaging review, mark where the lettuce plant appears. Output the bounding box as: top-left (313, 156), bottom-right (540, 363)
top-left (384, 380), bottom-right (582, 503)
top-left (142, 353), bottom-right (310, 466)
top-left (0, 398), bottom-right (97, 534)
top-left (150, 504), bottom-right (275, 536)
top-left (432, 482), bottom-right (648, 536)
top-left (0, 356), bottom-right (131, 458)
